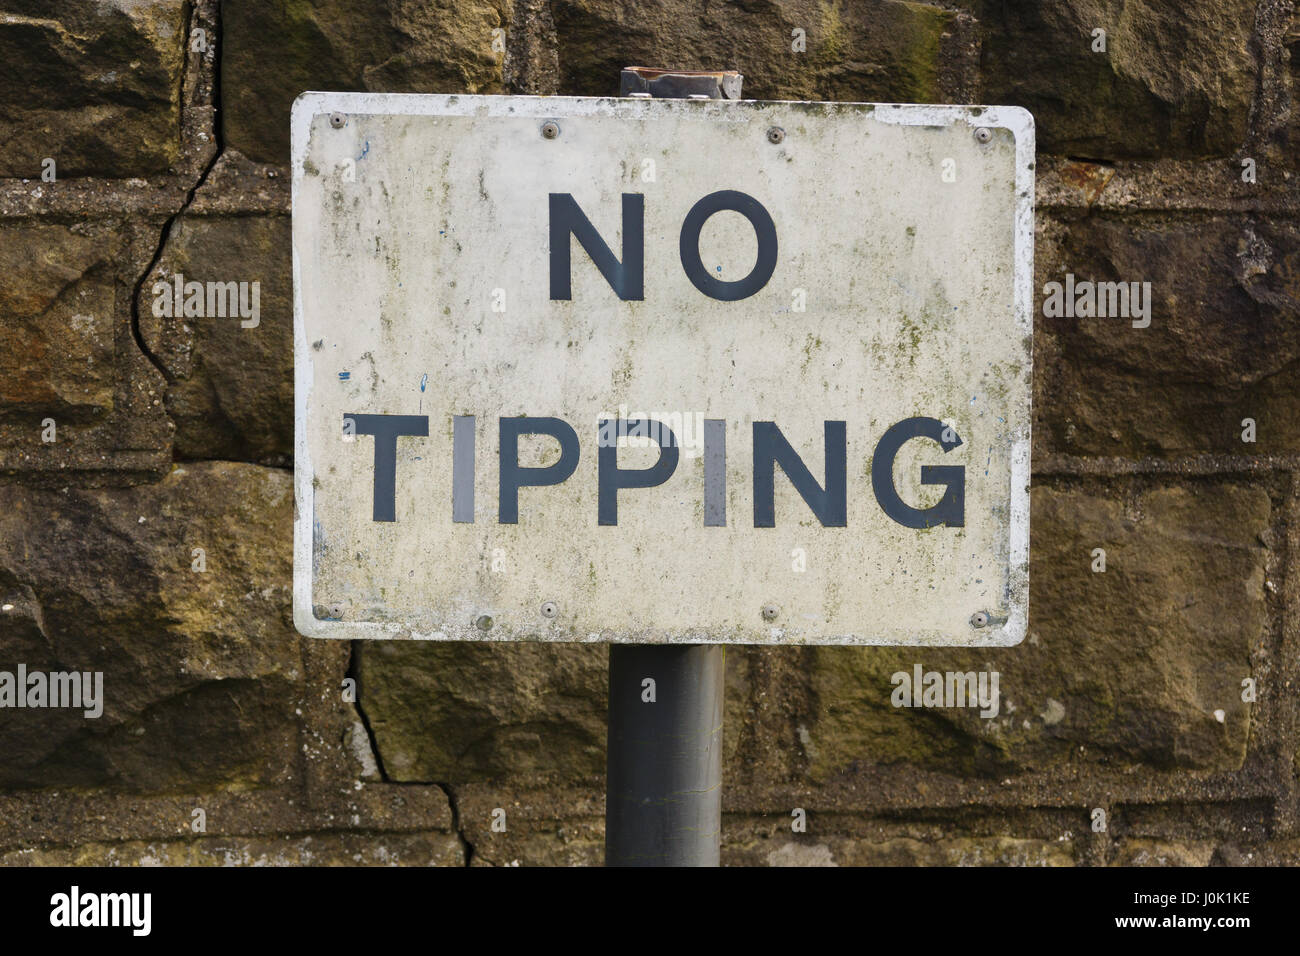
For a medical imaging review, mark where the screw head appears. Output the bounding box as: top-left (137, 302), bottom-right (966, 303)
top-left (475, 614), bottom-right (494, 631)
top-left (974, 127), bottom-right (992, 144)
top-left (540, 601), bottom-right (558, 618)
top-left (761, 603), bottom-right (780, 621)
top-left (329, 112), bottom-right (346, 129)
top-left (328, 603), bottom-right (343, 619)
top-left (541, 121), bottom-right (560, 140)
top-left (767, 126), bottom-right (785, 145)
top-left (970, 611), bottom-right (990, 628)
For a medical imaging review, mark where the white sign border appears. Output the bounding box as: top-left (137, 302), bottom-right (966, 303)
top-left (291, 92), bottom-right (1034, 646)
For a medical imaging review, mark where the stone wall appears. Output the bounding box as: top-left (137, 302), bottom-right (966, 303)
top-left (1, 0), bottom-right (1297, 866)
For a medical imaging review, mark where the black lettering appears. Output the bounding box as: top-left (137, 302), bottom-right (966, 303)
top-left (679, 190), bottom-right (778, 301)
top-left (498, 416), bottom-right (581, 523)
top-left (549, 193), bottom-right (644, 300)
top-left (597, 419), bottom-right (680, 526)
top-left (752, 421), bottom-right (846, 527)
top-left (871, 417), bottom-right (965, 528)
top-left (346, 413), bottom-right (429, 522)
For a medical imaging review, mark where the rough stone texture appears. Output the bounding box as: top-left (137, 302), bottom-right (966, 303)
top-left (1111, 838), bottom-right (1215, 866)
top-left (1222, 837), bottom-right (1300, 865)
top-left (550, 0), bottom-right (967, 102)
top-left (1, 831), bottom-right (464, 866)
top-left (726, 833), bottom-right (1076, 867)
top-left (222, 0), bottom-right (512, 164)
top-left (0, 218), bottom-right (172, 482)
top-left (1, 0), bottom-right (1298, 867)
top-left (1284, 7), bottom-right (1300, 155)
top-left (801, 484), bottom-right (1269, 780)
top-left (979, 0), bottom-right (1258, 158)
top-left (0, 222), bottom-right (123, 420)
top-left (358, 642), bottom-right (608, 781)
top-left (0, 462), bottom-right (302, 791)
top-left (138, 215), bottom-right (294, 464)
top-left (1035, 215), bottom-right (1300, 457)
top-left (0, 0), bottom-right (187, 178)
top-left (457, 783), bottom-right (604, 865)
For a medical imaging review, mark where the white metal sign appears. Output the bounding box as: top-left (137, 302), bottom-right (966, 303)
top-left (292, 93), bottom-right (1033, 645)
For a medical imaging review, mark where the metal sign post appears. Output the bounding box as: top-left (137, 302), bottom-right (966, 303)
top-left (606, 642), bottom-right (725, 865)
top-left (604, 67), bottom-right (740, 868)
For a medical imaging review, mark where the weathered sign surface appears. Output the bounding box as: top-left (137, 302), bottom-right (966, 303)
top-left (292, 93), bottom-right (1033, 645)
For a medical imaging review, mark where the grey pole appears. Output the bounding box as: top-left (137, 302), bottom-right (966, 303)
top-left (605, 67), bottom-right (741, 868)
top-left (606, 644), bottom-right (726, 865)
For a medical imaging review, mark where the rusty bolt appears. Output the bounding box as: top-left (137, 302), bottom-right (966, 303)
top-left (767, 126), bottom-right (785, 145)
top-left (329, 113), bottom-right (346, 129)
top-left (541, 121), bottom-right (560, 139)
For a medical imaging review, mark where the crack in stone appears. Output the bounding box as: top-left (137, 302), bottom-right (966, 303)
top-left (128, 0), bottom-right (224, 387)
top-left (345, 642), bottom-right (476, 866)
top-left (436, 782), bottom-right (476, 867)
top-left (345, 640), bottom-right (390, 783)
